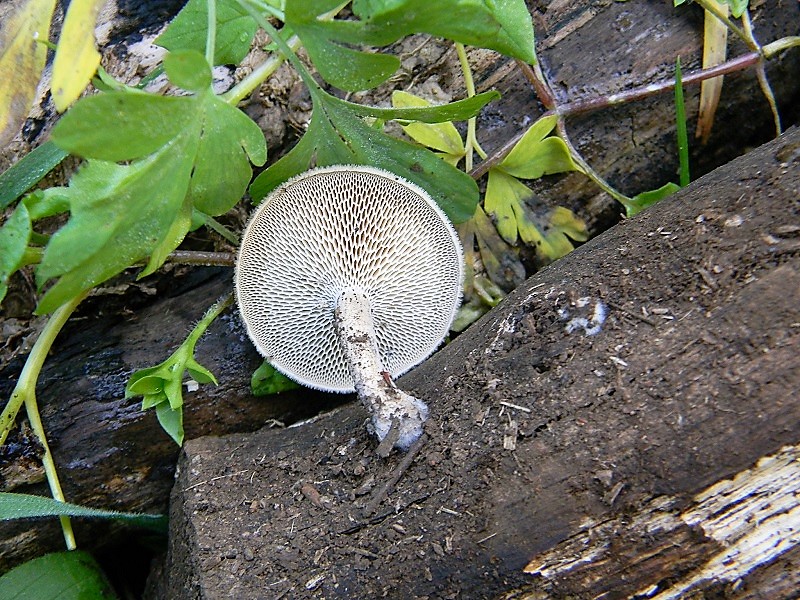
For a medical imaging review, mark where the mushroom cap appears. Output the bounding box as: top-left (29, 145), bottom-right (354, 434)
top-left (235, 165), bottom-right (464, 393)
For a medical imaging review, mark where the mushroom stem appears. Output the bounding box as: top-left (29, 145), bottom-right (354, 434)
top-left (334, 288), bottom-right (429, 450)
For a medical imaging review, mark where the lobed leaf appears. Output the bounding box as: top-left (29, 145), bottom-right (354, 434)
top-left (163, 49), bottom-right (213, 92)
top-left (391, 90), bottom-right (466, 157)
top-left (251, 89), bottom-right (481, 222)
top-left (286, 0), bottom-right (535, 91)
top-left (485, 169), bottom-right (587, 261)
top-left (157, 0), bottom-right (258, 65)
top-left (498, 115), bottom-right (579, 179)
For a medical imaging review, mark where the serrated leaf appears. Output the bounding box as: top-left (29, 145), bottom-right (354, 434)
top-left (485, 169), bottom-right (587, 261)
top-left (0, 142), bottom-right (68, 210)
top-left (287, 0), bottom-right (535, 91)
top-left (156, 0), bottom-right (258, 65)
top-left (0, 0), bottom-right (58, 146)
top-left (0, 203), bottom-right (31, 304)
top-left (42, 88), bottom-right (265, 311)
top-left (351, 0), bottom-right (536, 64)
top-left (51, 0), bottom-right (104, 111)
top-left (0, 550), bottom-right (118, 600)
top-left (0, 492), bottom-right (167, 532)
top-left (391, 90), bottom-right (465, 157)
top-left (34, 152), bottom-right (195, 313)
top-left (499, 115), bottom-right (579, 179)
top-left (251, 89), bottom-right (479, 222)
top-left (251, 361), bottom-right (301, 396)
top-left (164, 49), bottom-right (212, 92)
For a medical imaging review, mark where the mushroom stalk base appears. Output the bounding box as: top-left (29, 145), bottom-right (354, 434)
top-left (334, 288), bottom-right (429, 451)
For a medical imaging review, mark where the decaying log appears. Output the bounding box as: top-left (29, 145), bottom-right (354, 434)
top-left (1, 0), bottom-right (799, 576)
top-left (158, 128), bottom-right (799, 599)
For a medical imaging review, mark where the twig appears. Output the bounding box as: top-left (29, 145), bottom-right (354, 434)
top-left (470, 51), bottom-right (764, 180)
top-left (363, 433), bottom-right (427, 517)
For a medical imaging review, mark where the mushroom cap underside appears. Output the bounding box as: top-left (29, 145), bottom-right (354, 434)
top-left (235, 165), bottom-right (464, 393)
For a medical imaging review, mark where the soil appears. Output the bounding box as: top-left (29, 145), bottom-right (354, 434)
top-left (158, 129), bottom-right (799, 599)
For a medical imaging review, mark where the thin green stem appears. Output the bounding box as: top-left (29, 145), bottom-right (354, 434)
top-left (223, 35), bottom-right (302, 105)
top-left (201, 213), bottom-right (240, 245)
top-left (764, 36), bottom-right (800, 58)
top-left (190, 292), bottom-right (235, 347)
top-left (456, 43), bottom-right (479, 171)
top-left (236, 0), bottom-right (321, 94)
top-left (0, 290), bottom-right (89, 549)
top-left (206, 0), bottom-right (217, 67)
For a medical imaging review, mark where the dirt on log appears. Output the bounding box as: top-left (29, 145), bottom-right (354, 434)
top-left (1, 0), bottom-right (799, 578)
top-left (157, 128), bottom-right (800, 599)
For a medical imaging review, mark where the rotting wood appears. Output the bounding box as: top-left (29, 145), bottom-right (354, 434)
top-left (157, 128), bottom-right (800, 599)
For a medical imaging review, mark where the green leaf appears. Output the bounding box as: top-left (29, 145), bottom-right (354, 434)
top-left (156, 402), bottom-right (184, 446)
top-left (485, 168), bottom-right (587, 260)
top-left (498, 115), bottom-right (579, 179)
top-left (351, 0), bottom-right (536, 64)
top-left (251, 89), bottom-right (479, 222)
top-left (0, 551), bottom-right (117, 600)
top-left (251, 361), bottom-right (301, 396)
top-left (0, 142), bottom-right (68, 210)
top-left (286, 0), bottom-right (535, 91)
top-left (126, 295), bottom-right (230, 445)
top-left (342, 90), bottom-right (499, 123)
top-left (725, 0), bottom-right (748, 18)
top-left (156, 0), bottom-right (258, 65)
top-left (391, 90), bottom-right (466, 158)
top-left (41, 88), bottom-right (265, 312)
top-left (0, 203), bottom-right (31, 304)
top-left (0, 492), bottom-right (167, 532)
top-left (52, 93), bottom-right (196, 162)
top-left (164, 49), bottom-right (212, 92)
top-left (627, 182), bottom-right (681, 217)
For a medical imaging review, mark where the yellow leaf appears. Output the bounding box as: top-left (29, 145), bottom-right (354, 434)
top-left (696, 0), bottom-right (729, 144)
top-left (51, 0), bottom-right (105, 112)
top-left (485, 168), bottom-right (526, 244)
top-left (391, 90), bottom-right (465, 156)
top-left (0, 0), bottom-right (57, 146)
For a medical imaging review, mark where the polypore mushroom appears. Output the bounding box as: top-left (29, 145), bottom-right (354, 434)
top-left (235, 165), bottom-right (463, 450)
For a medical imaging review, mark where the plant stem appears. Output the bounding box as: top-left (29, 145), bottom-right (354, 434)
top-left (674, 57), bottom-right (690, 187)
top-left (742, 10), bottom-right (781, 137)
top-left (470, 48), bottom-right (776, 180)
top-left (206, 0), bottom-right (217, 68)
top-left (222, 35), bottom-right (302, 105)
top-left (0, 290), bottom-right (89, 550)
top-left (201, 213), bottom-right (240, 245)
top-left (236, 0), bottom-right (322, 94)
top-left (168, 250), bottom-right (236, 267)
top-left (456, 43), bottom-right (486, 170)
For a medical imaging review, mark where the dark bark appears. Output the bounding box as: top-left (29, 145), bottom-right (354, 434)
top-left (159, 127), bottom-right (800, 599)
top-left (1, 0), bottom-right (799, 578)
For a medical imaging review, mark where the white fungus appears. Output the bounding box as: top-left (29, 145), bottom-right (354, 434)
top-left (235, 165), bottom-right (464, 450)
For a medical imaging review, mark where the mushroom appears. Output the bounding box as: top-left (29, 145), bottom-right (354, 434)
top-left (235, 165), bottom-right (463, 450)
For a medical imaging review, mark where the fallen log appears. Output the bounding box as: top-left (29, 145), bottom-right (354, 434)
top-left (1, 0), bottom-right (799, 576)
top-left (158, 127), bottom-right (800, 598)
